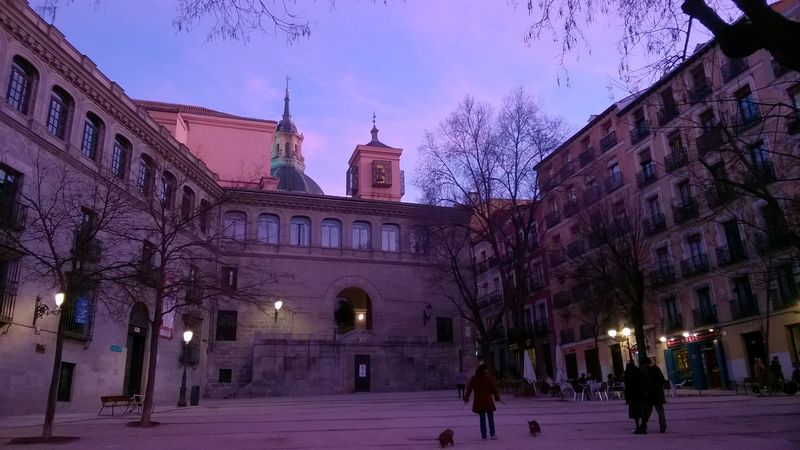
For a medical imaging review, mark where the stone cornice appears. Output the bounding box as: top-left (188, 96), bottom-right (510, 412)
top-left (0, 2), bottom-right (223, 197)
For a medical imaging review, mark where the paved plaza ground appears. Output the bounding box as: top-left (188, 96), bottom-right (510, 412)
top-left (1, 389), bottom-right (799, 449)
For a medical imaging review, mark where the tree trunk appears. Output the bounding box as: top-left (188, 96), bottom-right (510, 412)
top-left (139, 292), bottom-right (164, 427)
top-left (41, 311), bottom-right (66, 440)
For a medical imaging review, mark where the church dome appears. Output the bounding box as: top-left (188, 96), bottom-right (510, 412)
top-left (270, 165), bottom-right (324, 195)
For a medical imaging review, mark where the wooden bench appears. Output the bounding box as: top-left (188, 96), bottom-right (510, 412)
top-left (99, 395), bottom-right (132, 416)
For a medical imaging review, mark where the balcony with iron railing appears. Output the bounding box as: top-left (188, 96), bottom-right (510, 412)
top-left (563, 199), bottom-right (579, 218)
top-left (566, 239), bottom-right (585, 258)
top-left (695, 126), bottom-right (725, 157)
top-left (636, 164), bottom-right (658, 188)
top-left (681, 254), bottom-right (710, 279)
top-left (0, 199), bottom-right (27, 232)
top-left (730, 296), bottom-right (759, 320)
top-left (599, 130), bottom-right (617, 152)
top-left (579, 148), bottom-right (595, 167)
top-left (560, 327), bottom-right (576, 344)
top-left (658, 104), bottom-right (679, 126)
top-left (664, 313), bottom-right (683, 333)
top-left (705, 181), bottom-right (738, 207)
top-left (579, 323), bottom-right (596, 341)
top-left (478, 291), bottom-right (503, 308)
top-left (71, 229), bottom-right (103, 264)
top-left (553, 290), bottom-right (571, 308)
top-left (721, 58), bottom-right (749, 83)
top-left (672, 199), bottom-right (699, 224)
top-left (689, 82), bottom-right (712, 104)
top-left (560, 161), bottom-right (577, 180)
top-left (643, 213), bottom-right (667, 236)
top-left (649, 264), bottom-right (676, 288)
top-left (754, 231), bottom-right (792, 255)
top-left (716, 244), bottom-right (747, 267)
top-left (664, 148), bottom-right (688, 173)
top-left (604, 172), bottom-right (624, 193)
top-left (582, 185), bottom-right (602, 205)
top-left (772, 287), bottom-right (799, 311)
top-left (545, 211), bottom-right (562, 228)
top-left (693, 305), bottom-right (719, 327)
top-left (630, 121), bottom-right (651, 145)
top-left (542, 175), bottom-right (558, 191)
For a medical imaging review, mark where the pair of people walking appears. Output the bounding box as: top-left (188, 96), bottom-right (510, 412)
top-left (463, 364), bottom-right (500, 440)
top-left (624, 358), bottom-right (667, 434)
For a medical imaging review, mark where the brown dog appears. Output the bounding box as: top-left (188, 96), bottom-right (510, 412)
top-left (528, 419), bottom-right (542, 436)
top-left (438, 428), bottom-right (454, 448)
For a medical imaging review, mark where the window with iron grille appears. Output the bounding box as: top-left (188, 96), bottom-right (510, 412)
top-left (218, 369), bottom-right (232, 384)
top-left (0, 257), bottom-right (21, 324)
top-left (215, 310), bottom-right (238, 341)
top-left (436, 317), bottom-right (454, 343)
top-left (63, 283), bottom-right (95, 340)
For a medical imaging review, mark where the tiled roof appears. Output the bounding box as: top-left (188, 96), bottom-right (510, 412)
top-left (135, 100), bottom-right (276, 124)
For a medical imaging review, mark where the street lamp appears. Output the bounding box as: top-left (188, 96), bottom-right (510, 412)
top-left (608, 326), bottom-right (633, 361)
top-left (32, 292), bottom-right (65, 329)
top-left (177, 329), bottom-right (193, 407)
top-left (274, 300), bottom-right (283, 322)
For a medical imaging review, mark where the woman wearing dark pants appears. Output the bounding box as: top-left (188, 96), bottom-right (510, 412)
top-left (464, 364), bottom-right (500, 440)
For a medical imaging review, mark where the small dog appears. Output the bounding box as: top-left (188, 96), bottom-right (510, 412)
top-left (437, 428), bottom-right (454, 448)
top-left (528, 419), bottom-right (542, 436)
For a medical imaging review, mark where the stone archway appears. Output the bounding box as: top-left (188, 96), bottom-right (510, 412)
top-left (324, 277), bottom-right (382, 335)
top-left (123, 302), bottom-right (149, 396)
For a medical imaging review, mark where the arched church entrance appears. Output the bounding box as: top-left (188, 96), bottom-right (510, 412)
top-left (333, 287), bottom-right (372, 335)
top-left (123, 302), bottom-right (149, 396)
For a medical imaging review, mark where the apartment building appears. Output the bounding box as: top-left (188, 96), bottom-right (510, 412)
top-left (537, 0), bottom-right (800, 387)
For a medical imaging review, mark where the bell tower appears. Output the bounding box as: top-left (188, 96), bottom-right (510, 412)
top-left (346, 114), bottom-right (403, 202)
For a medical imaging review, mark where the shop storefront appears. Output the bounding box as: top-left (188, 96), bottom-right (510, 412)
top-left (663, 329), bottom-right (729, 389)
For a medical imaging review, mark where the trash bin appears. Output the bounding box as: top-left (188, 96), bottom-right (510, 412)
top-left (190, 385), bottom-right (200, 406)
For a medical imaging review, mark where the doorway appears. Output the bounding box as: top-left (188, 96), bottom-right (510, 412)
top-left (584, 347), bottom-right (602, 380)
top-left (742, 331), bottom-right (767, 377)
top-left (565, 353), bottom-right (578, 380)
top-left (354, 354), bottom-right (370, 392)
top-left (701, 345), bottom-right (722, 388)
top-left (123, 303), bottom-right (149, 396)
top-left (610, 344), bottom-right (624, 378)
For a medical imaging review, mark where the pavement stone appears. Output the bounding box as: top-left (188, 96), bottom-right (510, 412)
top-left (1, 390), bottom-right (799, 449)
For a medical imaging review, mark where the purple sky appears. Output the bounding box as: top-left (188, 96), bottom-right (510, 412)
top-left (30, 1), bottom-right (710, 201)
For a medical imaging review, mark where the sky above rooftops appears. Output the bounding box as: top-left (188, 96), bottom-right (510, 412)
top-left (29, 0), bottom-right (712, 202)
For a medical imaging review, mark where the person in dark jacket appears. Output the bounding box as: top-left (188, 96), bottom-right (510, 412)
top-left (464, 364), bottom-right (500, 440)
top-left (624, 360), bottom-right (646, 434)
top-left (641, 358), bottom-right (667, 433)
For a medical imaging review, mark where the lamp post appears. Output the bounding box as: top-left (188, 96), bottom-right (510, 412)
top-left (33, 292), bottom-right (65, 329)
top-left (177, 330), bottom-right (193, 407)
top-left (274, 300), bottom-right (283, 322)
top-left (608, 326), bottom-right (633, 362)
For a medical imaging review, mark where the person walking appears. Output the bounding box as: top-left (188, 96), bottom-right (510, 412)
top-left (456, 370), bottom-right (467, 399)
top-left (463, 364), bottom-right (500, 440)
top-left (754, 357), bottom-right (767, 394)
top-left (624, 360), bottom-right (647, 434)
top-left (769, 356), bottom-right (785, 392)
top-left (641, 358), bottom-right (667, 433)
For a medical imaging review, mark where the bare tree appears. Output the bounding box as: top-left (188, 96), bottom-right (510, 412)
top-left (0, 149), bottom-right (130, 440)
top-left (416, 88), bottom-right (565, 369)
top-left (525, 0), bottom-right (800, 84)
top-left (556, 200), bottom-right (655, 364)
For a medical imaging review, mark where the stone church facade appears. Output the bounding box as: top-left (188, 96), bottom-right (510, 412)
top-left (0, 0), bottom-right (467, 415)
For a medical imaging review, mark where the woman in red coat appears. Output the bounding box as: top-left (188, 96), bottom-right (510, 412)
top-left (463, 364), bottom-right (500, 440)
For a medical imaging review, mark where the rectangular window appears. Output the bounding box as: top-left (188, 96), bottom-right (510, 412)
top-left (46, 94), bottom-right (66, 138)
top-left (81, 119), bottom-right (99, 160)
top-left (696, 287), bottom-right (713, 311)
top-left (57, 362), bottom-right (76, 402)
top-left (215, 310), bottom-right (238, 341)
top-left (736, 87), bottom-right (759, 122)
top-left (222, 267), bottom-right (238, 290)
top-left (290, 218), bottom-right (310, 247)
top-left (111, 141), bottom-right (127, 178)
top-left (218, 369), bottom-right (232, 384)
top-left (321, 220), bottom-right (341, 248)
top-left (352, 223), bottom-right (370, 250)
top-left (381, 225), bottom-right (399, 252)
top-left (677, 181), bottom-right (692, 205)
top-left (436, 317), bottom-right (454, 343)
top-left (0, 257), bottom-right (21, 323)
top-left (64, 284), bottom-right (95, 340)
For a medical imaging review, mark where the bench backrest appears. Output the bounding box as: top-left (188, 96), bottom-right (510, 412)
top-left (101, 395), bottom-right (131, 403)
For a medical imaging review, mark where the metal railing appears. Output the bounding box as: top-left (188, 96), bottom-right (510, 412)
top-left (599, 131), bottom-right (617, 152)
top-left (630, 121), bottom-right (651, 145)
top-left (664, 149), bottom-right (688, 173)
top-left (681, 254), bottom-right (710, 279)
top-left (693, 305), bottom-right (718, 327)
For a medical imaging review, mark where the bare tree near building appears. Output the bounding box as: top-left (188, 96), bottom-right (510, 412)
top-left (0, 149), bottom-right (130, 440)
top-left (416, 88), bottom-right (565, 371)
top-left (102, 163), bottom-right (277, 427)
top-left (557, 200), bottom-right (655, 365)
top-left (525, 0), bottom-right (800, 83)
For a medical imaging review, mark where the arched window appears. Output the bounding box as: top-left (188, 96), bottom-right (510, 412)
top-left (81, 112), bottom-right (104, 161)
top-left (46, 86), bottom-right (73, 139)
top-left (352, 221), bottom-right (371, 250)
top-left (136, 154), bottom-right (155, 196)
top-left (381, 224), bottom-right (400, 252)
top-left (180, 186), bottom-right (195, 221)
top-left (257, 214), bottom-right (279, 244)
top-left (290, 216), bottom-right (310, 247)
top-left (321, 219), bottom-right (341, 248)
top-left (111, 135), bottom-right (131, 179)
top-left (198, 199), bottom-right (211, 234)
top-left (5, 56), bottom-right (38, 114)
top-left (159, 171), bottom-right (177, 209)
top-left (223, 211), bottom-right (247, 241)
